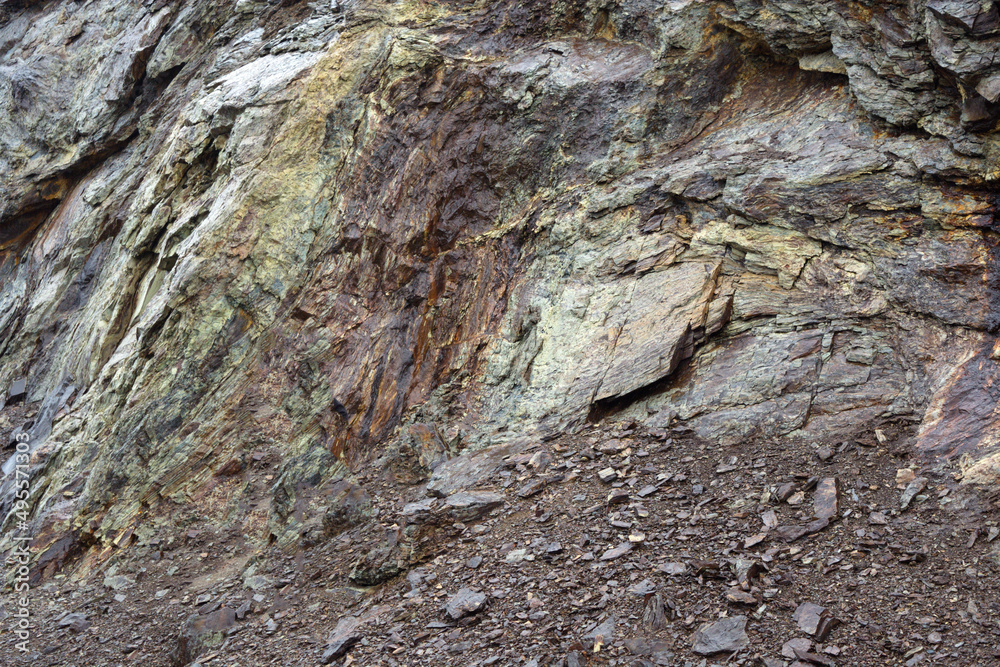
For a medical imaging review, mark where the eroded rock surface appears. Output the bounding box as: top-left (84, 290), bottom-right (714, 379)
top-left (1, 0), bottom-right (999, 604)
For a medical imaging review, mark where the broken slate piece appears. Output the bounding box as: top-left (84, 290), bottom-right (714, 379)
top-left (600, 542), bottom-right (633, 560)
top-left (900, 477), bottom-right (928, 510)
top-left (775, 518), bottom-right (829, 542)
top-left (692, 615), bottom-right (748, 655)
top-left (516, 479), bottom-right (546, 498)
top-left (607, 488), bottom-right (630, 505)
top-left (321, 617), bottom-right (361, 663)
top-left (776, 482), bottom-right (796, 502)
top-left (782, 638), bottom-right (813, 658)
top-left (583, 616), bottom-right (616, 649)
top-left (794, 602), bottom-right (839, 640)
top-left (444, 491), bottom-right (504, 521)
top-left (813, 477), bottom-right (839, 520)
top-left (445, 588), bottom-right (487, 620)
top-left (598, 467), bottom-right (617, 483)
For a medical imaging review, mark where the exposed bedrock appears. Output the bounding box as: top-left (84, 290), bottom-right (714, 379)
top-left (1, 0), bottom-right (1000, 574)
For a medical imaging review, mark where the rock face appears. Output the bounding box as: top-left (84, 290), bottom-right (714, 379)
top-left (1, 0), bottom-right (1000, 574)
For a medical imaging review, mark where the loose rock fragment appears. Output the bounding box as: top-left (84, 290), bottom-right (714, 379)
top-left (321, 617), bottom-right (361, 664)
top-left (775, 518), bottom-right (829, 542)
top-left (583, 616), bottom-right (616, 650)
top-left (516, 479), bottom-right (546, 498)
top-left (794, 602), bottom-right (840, 640)
top-left (692, 615), bottom-right (748, 655)
top-left (57, 613), bottom-right (91, 633)
top-left (725, 587), bottom-right (756, 605)
top-left (600, 542), bottom-right (633, 560)
top-left (607, 488), bottom-right (630, 505)
top-left (813, 477), bottom-right (839, 520)
top-left (782, 638), bottom-right (813, 658)
top-left (598, 468), bottom-right (617, 483)
top-left (445, 588), bottom-right (487, 620)
top-left (642, 593), bottom-right (670, 631)
top-left (900, 477), bottom-right (927, 510)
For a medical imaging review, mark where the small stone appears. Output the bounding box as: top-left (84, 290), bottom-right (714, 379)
top-left (900, 477), bottom-right (928, 510)
top-left (321, 617), bottom-right (361, 663)
top-left (7, 378), bottom-right (26, 401)
top-left (445, 588), bottom-right (487, 620)
top-left (776, 483), bottom-right (796, 502)
top-left (725, 587), bottom-right (756, 605)
top-left (813, 478), bottom-right (839, 520)
top-left (868, 511), bottom-right (889, 525)
top-left (775, 518), bottom-right (829, 542)
top-left (600, 542), bottom-right (633, 560)
top-left (761, 510), bottom-right (778, 529)
top-left (637, 485), bottom-right (658, 498)
top-left (794, 602), bottom-right (839, 639)
top-left (444, 491), bottom-right (504, 521)
top-left (658, 561), bottom-right (687, 575)
top-left (516, 479), bottom-right (546, 498)
top-left (782, 638), bottom-right (813, 658)
top-left (928, 631), bottom-right (942, 644)
top-left (607, 489), bottom-right (630, 505)
top-left (466, 556), bottom-right (483, 569)
top-left (896, 468), bottom-right (916, 488)
top-left (787, 491), bottom-right (806, 506)
top-left (57, 613), bottom-right (90, 633)
top-left (505, 549), bottom-right (528, 563)
top-left (692, 615), bottom-right (748, 655)
top-left (598, 467), bottom-right (617, 483)
top-left (744, 533), bottom-right (767, 549)
top-left (816, 445), bottom-right (833, 461)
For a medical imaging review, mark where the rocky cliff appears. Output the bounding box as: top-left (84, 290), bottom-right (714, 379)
top-left (2, 0), bottom-right (1000, 664)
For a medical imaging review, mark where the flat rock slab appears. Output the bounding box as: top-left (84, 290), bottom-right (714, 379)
top-left (322, 616), bottom-right (361, 663)
top-left (583, 616), bottom-right (616, 649)
top-left (600, 542), bottom-right (633, 560)
top-left (794, 602), bottom-right (840, 640)
top-left (692, 615), bottom-right (749, 655)
top-left (445, 588), bottom-right (487, 619)
top-left (813, 477), bottom-right (839, 519)
top-left (443, 491), bottom-right (504, 521)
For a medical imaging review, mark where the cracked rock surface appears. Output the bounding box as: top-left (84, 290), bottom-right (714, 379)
top-left (2, 0), bottom-right (1000, 663)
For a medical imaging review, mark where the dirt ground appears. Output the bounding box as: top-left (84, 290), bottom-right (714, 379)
top-left (2, 420), bottom-right (1000, 667)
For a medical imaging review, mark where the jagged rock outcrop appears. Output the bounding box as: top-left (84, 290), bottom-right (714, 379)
top-left (1, 0), bottom-right (1000, 576)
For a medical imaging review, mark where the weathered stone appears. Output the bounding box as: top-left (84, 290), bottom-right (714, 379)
top-left (443, 491), bottom-right (504, 522)
top-left (173, 607), bottom-right (237, 667)
top-left (444, 588), bottom-right (487, 620)
top-left (813, 478), bottom-right (839, 520)
top-left (321, 617), bottom-right (361, 664)
top-left (692, 615), bottom-right (749, 655)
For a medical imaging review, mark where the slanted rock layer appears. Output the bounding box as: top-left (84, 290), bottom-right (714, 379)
top-left (1, 0), bottom-right (1000, 578)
